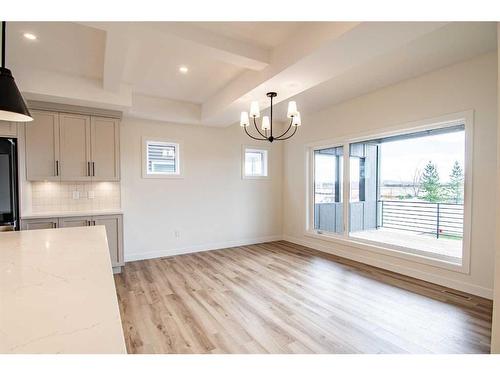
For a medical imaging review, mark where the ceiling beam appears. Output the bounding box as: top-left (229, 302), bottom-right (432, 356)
top-left (15, 66), bottom-right (133, 111)
top-left (126, 94), bottom-right (201, 125)
top-left (200, 22), bottom-right (449, 126)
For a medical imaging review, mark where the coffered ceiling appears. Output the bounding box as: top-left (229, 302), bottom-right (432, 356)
top-left (6, 21), bottom-right (497, 127)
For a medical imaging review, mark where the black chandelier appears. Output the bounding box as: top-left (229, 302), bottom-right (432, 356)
top-left (240, 92), bottom-right (301, 142)
top-left (0, 21), bottom-right (32, 122)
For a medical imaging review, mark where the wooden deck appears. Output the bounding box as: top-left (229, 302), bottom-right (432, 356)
top-left (351, 227), bottom-right (462, 260)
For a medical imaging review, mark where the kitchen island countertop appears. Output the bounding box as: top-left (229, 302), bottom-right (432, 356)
top-left (0, 226), bottom-right (126, 353)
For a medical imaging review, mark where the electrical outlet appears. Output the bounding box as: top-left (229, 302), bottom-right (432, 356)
top-left (72, 191), bottom-right (80, 200)
top-left (87, 191), bottom-right (95, 199)
top-left (174, 230), bottom-right (180, 239)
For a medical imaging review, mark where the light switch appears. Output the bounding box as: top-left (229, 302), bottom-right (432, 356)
top-left (72, 191), bottom-right (80, 200)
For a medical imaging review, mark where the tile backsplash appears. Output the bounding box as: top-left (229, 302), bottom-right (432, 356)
top-left (31, 181), bottom-right (121, 213)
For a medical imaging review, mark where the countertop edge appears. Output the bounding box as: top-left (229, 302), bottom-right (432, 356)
top-left (21, 210), bottom-right (124, 219)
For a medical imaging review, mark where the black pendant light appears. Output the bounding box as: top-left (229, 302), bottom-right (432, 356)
top-left (0, 21), bottom-right (32, 122)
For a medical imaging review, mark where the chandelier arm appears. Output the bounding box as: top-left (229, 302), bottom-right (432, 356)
top-left (275, 118), bottom-right (294, 140)
top-left (275, 125), bottom-right (298, 141)
top-left (253, 117), bottom-right (267, 138)
top-left (244, 125), bottom-right (267, 141)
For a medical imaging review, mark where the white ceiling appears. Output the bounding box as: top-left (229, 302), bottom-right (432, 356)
top-left (272, 22), bottom-right (498, 119)
top-left (6, 21), bottom-right (497, 127)
top-left (122, 32), bottom-right (244, 103)
top-left (190, 22), bottom-right (301, 48)
top-left (8, 22), bottom-right (105, 79)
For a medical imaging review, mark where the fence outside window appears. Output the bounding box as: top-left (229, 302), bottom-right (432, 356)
top-left (379, 200), bottom-right (464, 238)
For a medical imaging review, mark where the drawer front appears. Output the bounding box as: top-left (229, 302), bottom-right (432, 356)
top-left (21, 218), bottom-right (59, 230)
top-left (20, 214), bottom-right (124, 269)
top-left (59, 216), bottom-right (92, 228)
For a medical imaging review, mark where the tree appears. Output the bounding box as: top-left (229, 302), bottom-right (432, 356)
top-left (448, 161), bottom-right (464, 203)
top-left (411, 167), bottom-right (423, 199)
top-left (421, 161), bottom-right (442, 202)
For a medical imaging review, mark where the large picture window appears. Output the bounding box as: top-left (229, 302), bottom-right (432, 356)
top-left (308, 115), bottom-right (471, 270)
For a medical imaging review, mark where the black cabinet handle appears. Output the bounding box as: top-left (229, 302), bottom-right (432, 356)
top-left (55, 160), bottom-right (59, 176)
top-left (92, 162), bottom-right (95, 177)
top-left (87, 162), bottom-right (90, 176)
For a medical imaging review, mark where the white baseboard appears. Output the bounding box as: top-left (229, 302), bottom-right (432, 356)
top-left (125, 234), bottom-right (283, 262)
top-left (283, 234), bottom-right (493, 299)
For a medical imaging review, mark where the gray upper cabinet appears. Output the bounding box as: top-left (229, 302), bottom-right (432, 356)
top-left (59, 113), bottom-right (92, 181)
top-left (25, 109), bottom-right (120, 182)
top-left (91, 117), bottom-right (120, 181)
top-left (25, 110), bottom-right (61, 181)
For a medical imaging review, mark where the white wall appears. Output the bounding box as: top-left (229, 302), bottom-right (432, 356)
top-left (120, 118), bottom-right (283, 261)
top-left (282, 52), bottom-right (498, 298)
top-left (490, 24), bottom-right (500, 354)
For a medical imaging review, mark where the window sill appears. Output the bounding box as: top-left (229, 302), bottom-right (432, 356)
top-left (142, 173), bottom-right (184, 179)
top-left (304, 230), bottom-right (468, 274)
top-left (242, 175), bottom-right (270, 180)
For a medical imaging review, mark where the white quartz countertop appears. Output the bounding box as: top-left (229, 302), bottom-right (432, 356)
top-left (21, 209), bottom-right (123, 219)
top-left (0, 226), bottom-right (126, 354)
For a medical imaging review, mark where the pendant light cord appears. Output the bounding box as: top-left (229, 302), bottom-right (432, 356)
top-left (1, 21), bottom-right (5, 68)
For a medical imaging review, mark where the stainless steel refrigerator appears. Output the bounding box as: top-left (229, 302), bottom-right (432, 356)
top-left (0, 137), bottom-right (19, 231)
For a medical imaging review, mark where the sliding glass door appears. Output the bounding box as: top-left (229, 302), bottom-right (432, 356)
top-left (313, 146), bottom-right (343, 234)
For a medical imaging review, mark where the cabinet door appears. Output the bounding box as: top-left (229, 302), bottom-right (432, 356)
top-left (25, 111), bottom-right (60, 181)
top-left (59, 113), bottom-right (91, 181)
top-left (90, 117), bottom-right (120, 181)
top-left (21, 217), bottom-right (59, 230)
top-left (59, 216), bottom-right (92, 228)
top-left (93, 215), bottom-right (123, 267)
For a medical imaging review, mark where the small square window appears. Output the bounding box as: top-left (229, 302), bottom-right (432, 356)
top-left (142, 138), bottom-right (182, 178)
top-left (243, 146), bottom-right (269, 179)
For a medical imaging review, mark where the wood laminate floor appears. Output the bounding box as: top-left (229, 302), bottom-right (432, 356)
top-left (114, 241), bottom-right (493, 354)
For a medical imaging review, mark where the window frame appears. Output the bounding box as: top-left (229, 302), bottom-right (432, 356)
top-left (305, 111), bottom-right (473, 273)
top-left (242, 145), bottom-right (270, 180)
top-left (142, 137), bottom-right (183, 179)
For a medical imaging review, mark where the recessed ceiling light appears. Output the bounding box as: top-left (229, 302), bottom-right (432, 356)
top-left (179, 66), bottom-right (188, 74)
top-left (23, 33), bottom-right (37, 40)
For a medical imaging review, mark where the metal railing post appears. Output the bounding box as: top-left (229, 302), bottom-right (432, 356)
top-left (436, 203), bottom-right (440, 239)
top-left (381, 200), bottom-right (384, 228)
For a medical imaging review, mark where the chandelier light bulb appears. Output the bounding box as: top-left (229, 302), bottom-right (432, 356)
top-left (240, 111), bottom-right (249, 127)
top-left (287, 101), bottom-right (298, 118)
top-left (292, 112), bottom-right (301, 126)
top-left (250, 101), bottom-right (260, 118)
top-left (239, 91), bottom-right (300, 142)
top-left (261, 116), bottom-right (271, 131)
